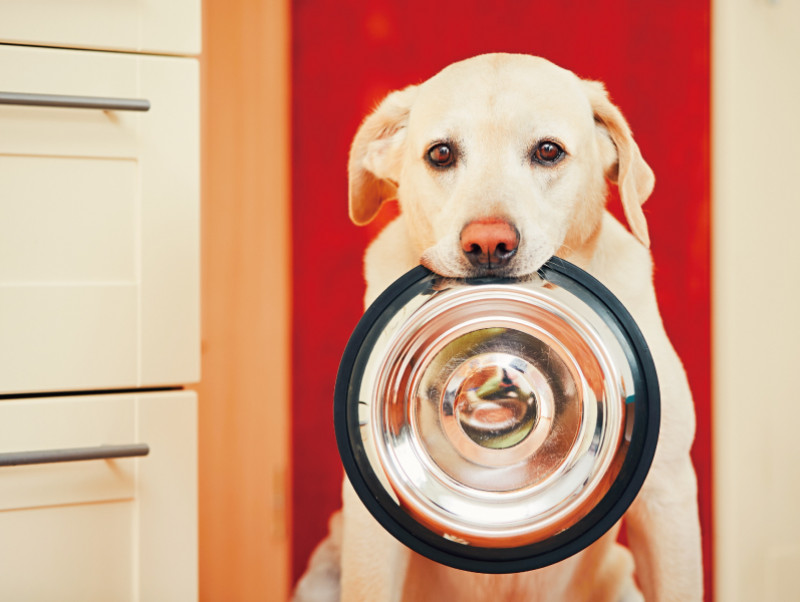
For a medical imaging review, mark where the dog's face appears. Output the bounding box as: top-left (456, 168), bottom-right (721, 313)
top-left (349, 54), bottom-right (655, 278)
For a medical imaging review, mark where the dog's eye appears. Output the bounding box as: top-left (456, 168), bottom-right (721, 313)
top-left (533, 141), bottom-right (565, 165)
top-left (427, 143), bottom-right (454, 168)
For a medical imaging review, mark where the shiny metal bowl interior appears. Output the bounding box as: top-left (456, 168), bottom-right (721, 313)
top-left (337, 260), bottom-right (658, 571)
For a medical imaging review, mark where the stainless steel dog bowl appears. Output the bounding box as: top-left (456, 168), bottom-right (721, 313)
top-left (334, 257), bottom-right (659, 573)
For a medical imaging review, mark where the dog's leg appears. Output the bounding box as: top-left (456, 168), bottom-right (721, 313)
top-left (293, 512), bottom-right (344, 602)
top-left (618, 584), bottom-right (645, 602)
top-left (587, 219), bottom-right (704, 601)
top-left (340, 479), bottom-right (412, 602)
top-left (624, 304), bottom-right (704, 601)
top-left (626, 456), bottom-right (702, 602)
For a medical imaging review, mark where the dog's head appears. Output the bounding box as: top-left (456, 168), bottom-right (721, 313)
top-left (348, 53), bottom-right (654, 278)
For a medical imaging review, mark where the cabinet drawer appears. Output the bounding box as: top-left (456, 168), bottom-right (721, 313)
top-left (0, 45), bottom-right (199, 394)
top-left (0, 396), bottom-right (138, 511)
top-left (0, 0), bottom-right (200, 56)
top-left (0, 391), bottom-right (197, 601)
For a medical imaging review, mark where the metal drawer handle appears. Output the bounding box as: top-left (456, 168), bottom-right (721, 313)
top-left (0, 443), bottom-right (150, 467)
top-left (0, 91), bottom-right (150, 112)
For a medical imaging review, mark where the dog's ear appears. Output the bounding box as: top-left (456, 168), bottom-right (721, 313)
top-left (582, 80), bottom-right (655, 247)
top-left (348, 85), bottom-right (418, 225)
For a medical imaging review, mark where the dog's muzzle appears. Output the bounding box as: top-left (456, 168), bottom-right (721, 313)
top-left (334, 258), bottom-right (659, 573)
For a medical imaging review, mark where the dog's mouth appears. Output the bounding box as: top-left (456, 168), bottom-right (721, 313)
top-left (419, 237), bottom-right (555, 281)
top-left (419, 253), bottom-right (542, 281)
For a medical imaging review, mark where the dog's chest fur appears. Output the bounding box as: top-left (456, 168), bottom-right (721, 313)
top-left (400, 526), bottom-right (635, 602)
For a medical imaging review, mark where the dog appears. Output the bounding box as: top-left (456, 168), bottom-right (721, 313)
top-left (294, 53), bottom-right (703, 602)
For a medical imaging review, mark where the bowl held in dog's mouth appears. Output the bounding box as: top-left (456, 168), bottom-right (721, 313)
top-left (334, 256), bottom-right (659, 573)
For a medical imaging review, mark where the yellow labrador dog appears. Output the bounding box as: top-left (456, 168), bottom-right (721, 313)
top-left (295, 53), bottom-right (702, 602)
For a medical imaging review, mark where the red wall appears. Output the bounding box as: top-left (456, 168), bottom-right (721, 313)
top-left (292, 1), bottom-right (711, 597)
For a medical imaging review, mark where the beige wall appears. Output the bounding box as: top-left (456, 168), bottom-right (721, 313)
top-left (713, 1), bottom-right (800, 599)
top-left (198, 0), bottom-right (291, 599)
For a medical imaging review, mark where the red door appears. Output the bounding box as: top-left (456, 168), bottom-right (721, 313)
top-left (292, 1), bottom-right (711, 597)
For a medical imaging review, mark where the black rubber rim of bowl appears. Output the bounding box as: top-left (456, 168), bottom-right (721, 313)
top-left (333, 257), bottom-right (660, 574)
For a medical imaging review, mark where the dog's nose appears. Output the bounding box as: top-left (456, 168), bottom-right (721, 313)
top-left (460, 219), bottom-right (519, 269)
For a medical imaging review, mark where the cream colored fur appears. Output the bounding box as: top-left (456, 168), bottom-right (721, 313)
top-left (294, 53), bottom-right (702, 602)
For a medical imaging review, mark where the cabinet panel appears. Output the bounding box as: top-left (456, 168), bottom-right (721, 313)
top-left (0, 502), bottom-right (135, 602)
top-left (138, 392), bottom-right (199, 600)
top-left (0, 45), bottom-right (199, 393)
top-left (0, 391), bottom-right (197, 600)
top-left (0, 0), bottom-right (200, 56)
top-left (0, 156), bottom-right (137, 283)
top-left (138, 55), bottom-right (201, 387)
top-left (0, 286), bottom-right (138, 392)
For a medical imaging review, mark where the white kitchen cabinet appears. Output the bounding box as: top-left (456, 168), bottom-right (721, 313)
top-left (0, 44), bottom-right (200, 394)
top-left (0, 391), bottom-right (198, 601)
top-left (0, 1), bottom-right (201, 598)
top-left (0, 0), bottom-right (200, 56)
